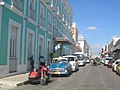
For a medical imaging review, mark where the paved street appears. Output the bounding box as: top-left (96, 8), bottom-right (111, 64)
top-left (3, 64), bottom-right (120, 90)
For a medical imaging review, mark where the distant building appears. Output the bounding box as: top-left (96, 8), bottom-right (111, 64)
top-left (72, 22), bottom-right (78, 43)
top-left (112, 39), bottom-right (120, 59)
top-left (102, 36), bottom-right (120, 58)
top-left (71, 22), bottom-right (82, 53)
top-left (78, 35), bottom-right (91, 57)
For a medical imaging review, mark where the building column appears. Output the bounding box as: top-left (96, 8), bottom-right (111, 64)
top-left (22, 0), bottom-right (26, 65)
top-left (0, 4), bottom-right (2, 46)
top-left (34, 0), bottom-right (39, 66)
top-left (44, 7), bottom-right (47, 64)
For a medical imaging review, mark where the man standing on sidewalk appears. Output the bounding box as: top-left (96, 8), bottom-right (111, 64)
top-left (30, 55), bottom-right (34, 70)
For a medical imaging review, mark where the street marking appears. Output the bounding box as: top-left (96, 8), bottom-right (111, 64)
top-left (98, 66), bottom-right (108, 90)
top-left (77, 65), bottom-right (91, 90)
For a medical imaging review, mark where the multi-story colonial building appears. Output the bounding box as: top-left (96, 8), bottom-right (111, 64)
top-left (0, 0), bottom-right (75, 78)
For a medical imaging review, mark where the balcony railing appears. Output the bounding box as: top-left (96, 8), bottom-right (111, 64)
top-left (12, 0), bottom-right (22, 11)
top-left (29, 7), bottom-right (36, 21)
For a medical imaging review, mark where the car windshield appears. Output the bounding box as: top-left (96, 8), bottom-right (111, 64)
top-left (77, 55), bottom-right (84, 60)
top-left (66, 57), bottom-right (74, 61)
top-left (106, 58), bottom-right (112, 60)
top-left (59, 59), bottom-right (68, 63)
top-left (108, 60), bottom-right (114, 63)
top-left (53, 59), bottom-right (68, 63)
top-left (53, 59), bottom-right (59, 63)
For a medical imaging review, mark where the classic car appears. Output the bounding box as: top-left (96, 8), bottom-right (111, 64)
top-left (63, 55), bottom-right (79, 71)
top-left (49, 57), bottom-right (72, 76)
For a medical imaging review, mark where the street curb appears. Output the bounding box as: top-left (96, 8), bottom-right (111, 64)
top-left (17, 80), bottom-right (29, 86)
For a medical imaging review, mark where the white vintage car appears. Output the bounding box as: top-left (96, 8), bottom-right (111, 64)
top-left (63, 55), bottom-right (79, 71)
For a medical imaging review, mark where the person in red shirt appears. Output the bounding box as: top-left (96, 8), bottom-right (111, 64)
top-left (40, 62), bottom-right (49, 85)
top-left (40, 62), bottom-right (48, 76)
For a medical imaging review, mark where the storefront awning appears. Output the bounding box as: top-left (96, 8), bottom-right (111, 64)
top-left (54, 37), bottom-right (82, 52)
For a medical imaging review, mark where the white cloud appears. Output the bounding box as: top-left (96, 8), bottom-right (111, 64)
top-left (85, 26), bottom-right (97, 30)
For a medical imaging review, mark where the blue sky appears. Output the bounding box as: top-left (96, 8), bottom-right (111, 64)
top-left (69, 0), bottom-right (120, 55)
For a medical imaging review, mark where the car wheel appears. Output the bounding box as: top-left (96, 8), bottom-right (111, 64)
top-left (118, 70), bottom-right (120, 76)
top-left (118, 72), bottom-right (120, 76)
top-left (77, 67), bottom-right (79, 71)
top-left (41, 77), bottom-right (47, 85)
top-left (112, 68), bottom-right (114, 71)
top-left (116, 68), bottom-right (119, 75)
top-left (69, 69), bottom-right (72, 75)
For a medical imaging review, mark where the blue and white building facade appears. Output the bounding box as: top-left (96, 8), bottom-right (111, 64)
top-left (0, 0), bottom-right (75, 78)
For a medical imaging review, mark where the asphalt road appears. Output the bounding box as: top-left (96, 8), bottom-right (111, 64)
top-left (8, 64), bottom-right (120, 90)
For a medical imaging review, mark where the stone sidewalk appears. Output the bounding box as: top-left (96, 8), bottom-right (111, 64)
top-left (0, 73), bottom-right (29, 88)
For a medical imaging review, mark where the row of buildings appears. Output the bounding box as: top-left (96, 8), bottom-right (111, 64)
top-left (0, 0), bottom-right (91, 78)
top-left (102, 36), bottom-right (120, 59)
top-left (72, 23), bottom-right (91, 57)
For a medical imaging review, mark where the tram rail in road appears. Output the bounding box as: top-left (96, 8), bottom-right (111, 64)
top-left (77, 65), bottom-right (109, 90)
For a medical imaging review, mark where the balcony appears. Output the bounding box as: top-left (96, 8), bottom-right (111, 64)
top-left (55, 7), bottom-right (62, 19)
top-left (54, 37), bottom-right (73, 45)
top-left (12, 0), bottom-right (22, 11)
top-left (50, 6), bottom-right (56, 12)
top-left (29, 7), bottom-right (36, 21)
top-left (62, 14), bottom-right (66, 24)
top-left (45, 0), bottom-right (56, 12)
top-left (41, 0), bottom-right (50, 4)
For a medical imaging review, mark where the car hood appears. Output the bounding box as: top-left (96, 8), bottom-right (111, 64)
top-left (50, 62), bottom-right (67, 68)
top-left (69, 61), bottom-right (75, 65)
top-left (78, 60), bottom-right (85, 62)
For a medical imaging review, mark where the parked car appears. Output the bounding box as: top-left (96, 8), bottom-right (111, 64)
top-left (63, 55), bottom-right (79, 71)
top-left (78, 59), bottom-right (86, 66)
top-left (101, 58), bottom-right (105, 64)
top-left (107, 60), bottom-right (115, 68)
top-left (104, 57), bottom-right (113, 66)
top-left (73, 54), bottom-right (86, 66)
top-left (112, 59), bottom-right (120, 72)
top-left (116, 63), bottom-right (120, 75)
top-left (84, 57), bottom-right (90, 63)
top-left (49, 57), bottom-right (72, 76)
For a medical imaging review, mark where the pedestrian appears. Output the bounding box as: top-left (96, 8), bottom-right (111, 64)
top-left (50, 50), bottom-right (56, 63)
top-left (39, 56), bottom-right (44, 69)
top-left (30, 55), bottom-right (34, 70)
